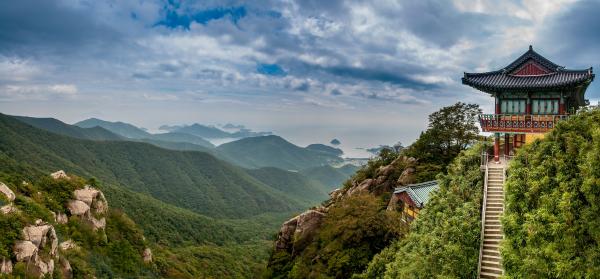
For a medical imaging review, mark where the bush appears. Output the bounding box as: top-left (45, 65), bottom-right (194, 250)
top-left (502, 108), bottom-right (600, 278)
top-left (359, 143), bottom-right (485, 278)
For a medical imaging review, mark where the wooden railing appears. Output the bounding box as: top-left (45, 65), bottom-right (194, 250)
top-left (479, 114), bottom-right (569, 133)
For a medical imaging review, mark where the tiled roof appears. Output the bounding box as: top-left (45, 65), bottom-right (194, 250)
top-left (393, 180), bottom-right (439, 208)
top-left (462, 46), bottom-right (594, 92)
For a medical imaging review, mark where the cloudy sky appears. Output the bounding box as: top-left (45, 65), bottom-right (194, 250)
top-left (0, 0), bottom-right (598, 157)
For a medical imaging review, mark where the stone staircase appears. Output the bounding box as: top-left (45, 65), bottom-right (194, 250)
top-left (478, 164), bottom-right (505, 279)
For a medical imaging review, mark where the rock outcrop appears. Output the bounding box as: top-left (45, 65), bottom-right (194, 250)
top-left (272, 156), bottom-right (418, 260)
top-left (13, 220), bottom-right (60, 277)
top-left (0, 182), bottom-right (15, 202)
top-left (1, 257), bottom-right (13, 274)
top-left (59, 240), bottom-right (79, 251)
top-left (68, 185), bottom-right (108, 230)
top-left (143, 248), bottom-right (153, 263)
top-left (0, 182), bottom-right (18, 215)
top-left (22, 220), bottom-right (58, 256)
top-left (50, 170), bottom-right (70, 180)
top-left (274, 208), bottom-right (326, 255)
top-left (14, 240), bottom-right (38, 262)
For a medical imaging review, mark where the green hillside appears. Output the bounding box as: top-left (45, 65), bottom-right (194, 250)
top-left (75, 117), bottom-right (152, 139)
top-left (151, 132), bottom-right (214, 148)
top-left (14, 116), bottom-right (124, 141)
top-left (300, 165), bottom-right (358, 191)
top-left (218, 135), bottom-right (343, 170)
top-left (0, 114), bottom-right (303, 218)
top-left (174, 123), bottom-right (232, 139)
top-left (502, 108), bottom-right (600, 278)
top-left (305, 144), bottom-right (344, 157)
top-left (247, 167), bottom-right (329, 205)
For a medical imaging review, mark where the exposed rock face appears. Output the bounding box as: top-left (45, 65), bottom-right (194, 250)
top-left (56, 212), bottom-right (68, 224)
top-left (13, 220), bottom-right (61, 277)
top-left (0, 182), bottom-right (15, 202)
top-left (274, 217), bottom-right (299, 251)
top-left (143, 248), bottom-right (153, 263)
top-left (292, 209), bottom-right (326, 253)
top-left (0, 258), bottom-right (12, 274)
top-left (68, 200), bottom-right (90, 216)
top-left (272, 155), bottom-right (419, 263)
top-left (0, 204), bottom-right (18, 215)
top-left (68, 186), bottom-right (108, 230)
top-left (14, 241), bottom-right (38, 262)
top-left (74, 186), bottom-right (107, 214)
top-left (274, 208), bottom-right (327, 255)
top-left (50, 170), bottom-right (70, 180)
top-left (22, 221), bottom-right (58, 256)
top-left (60, 258), bottom-right (73, 279)
top-left (59, 240), bottom-right (79, 251)
top-left (397, 167), bottom-right (416, 186)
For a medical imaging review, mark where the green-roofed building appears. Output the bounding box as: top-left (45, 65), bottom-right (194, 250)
top-left (392, 180), bottom-right (439, 222)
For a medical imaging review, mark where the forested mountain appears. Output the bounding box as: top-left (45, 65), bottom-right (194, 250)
top-left (218, 135), bottom-right (343, 170)
top-left (172, 123), bottom-right (232, 139)
top-left (75, 118), bottom-right (152, 139)
top-left (299, 165), bottom-right (359, 191)
top-left (266, 103), bottom-right (484, 278)
top-left (0, 114), bottom-right (303, 218)
top-left (14, 116), bottom-right (124, 141)
top-left (501, 108), bottom-right (600, 278)
top-left (247, 167), bottom-right (329, 205)
top-left (151, 132), bottom-right (214, 148)
top-left (305, 144), bottom-right (344, 157)
top-left (75, 118), bottom-right (215, 149)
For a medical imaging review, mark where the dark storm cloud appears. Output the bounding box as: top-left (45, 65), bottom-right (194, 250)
top-left (0, 0), bottom-right (122, 57)
top-left (536, 0), bottom-right (600, 98)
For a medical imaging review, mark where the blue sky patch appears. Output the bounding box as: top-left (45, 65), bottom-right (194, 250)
top-left (257, 63), bottom-right (286, 76)
top-left (157, 6), bottom-right (247, 29)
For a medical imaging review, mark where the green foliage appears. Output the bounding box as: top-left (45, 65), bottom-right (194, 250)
top-left (268, 194), bottom-right (407, 278)
top-left (0, 113), bottom-right (303, 219)
top-left (217, 135), bottom-right (343, 170)
top-left (0, 213), bottom-right (26, 258)
top-left (248, 167), bottom-right (329, 205)
top-left (299, 165), bottom-right (358, 191)
top-left (359, 143), bottom-right (484, 279)
top-left (502, 108), bottom-right (600, 278)
top-left (404, 102), bottom-right (481, 179)
top-left (349, 148), bottom-right (400, 188)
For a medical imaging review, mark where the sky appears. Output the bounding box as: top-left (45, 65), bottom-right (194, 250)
top-left (0, 0), bottom-right (599, 157)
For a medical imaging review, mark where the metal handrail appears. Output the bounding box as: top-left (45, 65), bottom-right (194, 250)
top-left (477, 156), bottom-right (490, 278)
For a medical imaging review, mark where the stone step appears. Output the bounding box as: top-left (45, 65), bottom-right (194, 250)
top-left (481, 266), bottom-right (503, 275)
top-left (484, 234), bottom-right (503, 240)
top-left (484, 228), bottom-right (502, 235)
top-left (483, 254), bottom-right (501, 262)
top-left (484, 240), bottom-right (500, 246)
top-left (482, 248), bottom-right (500, 257)
top-left (482, 260), bottom-right (502, 269)
top-left (485, 221), bottom-right (501, 226)
top-left (480, 271), bottom-right (502, 279)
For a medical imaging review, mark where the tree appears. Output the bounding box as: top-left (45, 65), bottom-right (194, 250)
top-left (404, 102), bottom-right (481, 178)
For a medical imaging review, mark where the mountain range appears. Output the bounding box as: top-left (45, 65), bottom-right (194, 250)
top-left (70, 117), bottom-right (352, 172)
top-left (0, 112), bottom-right (363, 277)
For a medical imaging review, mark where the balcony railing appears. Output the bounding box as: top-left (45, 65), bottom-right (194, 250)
top-left (479, 114), bottom-right (569, 133)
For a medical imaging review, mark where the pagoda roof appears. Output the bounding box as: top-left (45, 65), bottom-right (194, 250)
top-left (462, 46), bottom-right (594, 93)
top-left (393, 180), bottom-right (439, 208)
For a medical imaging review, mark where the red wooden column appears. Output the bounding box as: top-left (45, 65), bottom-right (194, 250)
top-left (504, 134), bottom-right (510, 156)
top-left (513, 134), bottom-right (519, 148)
top-left (494, 134), bottom-right (500, 162)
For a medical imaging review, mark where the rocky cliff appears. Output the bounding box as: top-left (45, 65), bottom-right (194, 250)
top-left (0, 170), bottom-right (152, 278)
top-left (268, 155), bottom-right (417, 276)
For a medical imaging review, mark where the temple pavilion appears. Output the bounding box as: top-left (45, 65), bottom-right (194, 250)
top-left (462, 46), bottom-right (594, 161)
